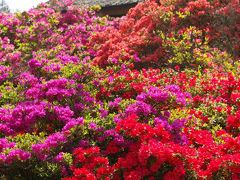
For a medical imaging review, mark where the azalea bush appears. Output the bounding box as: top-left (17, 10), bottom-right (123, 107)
top-left (0, 0), bottom-right (240, 179)
top-left (89, 0), bottom-right (240, 69)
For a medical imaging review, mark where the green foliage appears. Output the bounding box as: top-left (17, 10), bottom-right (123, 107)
top-left (0, 82), bottom-right (24, 107)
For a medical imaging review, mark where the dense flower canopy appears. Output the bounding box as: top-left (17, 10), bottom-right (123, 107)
top-left (0, 0), bottom-right (240, 179)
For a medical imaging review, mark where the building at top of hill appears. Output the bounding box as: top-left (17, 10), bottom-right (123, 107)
top-left (77, 0), bottom-right (142, 17)
top-left (52, 0), bottom-right (142, 17)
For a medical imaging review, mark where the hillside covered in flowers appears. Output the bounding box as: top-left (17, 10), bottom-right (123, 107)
top-left (0, 0), bottom-right (240, 179)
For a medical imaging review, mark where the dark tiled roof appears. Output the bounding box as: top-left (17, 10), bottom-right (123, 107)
top-left (76, 0), bottom-right (142, 7)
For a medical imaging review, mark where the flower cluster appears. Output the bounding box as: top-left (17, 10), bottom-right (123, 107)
top-left (63, 147), bottom-right (113, 180)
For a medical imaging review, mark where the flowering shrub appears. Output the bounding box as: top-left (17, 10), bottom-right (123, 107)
top-left (89, 0), bottom-right (240, 69)
top-left (0, 0), bottom-right (240, 179)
